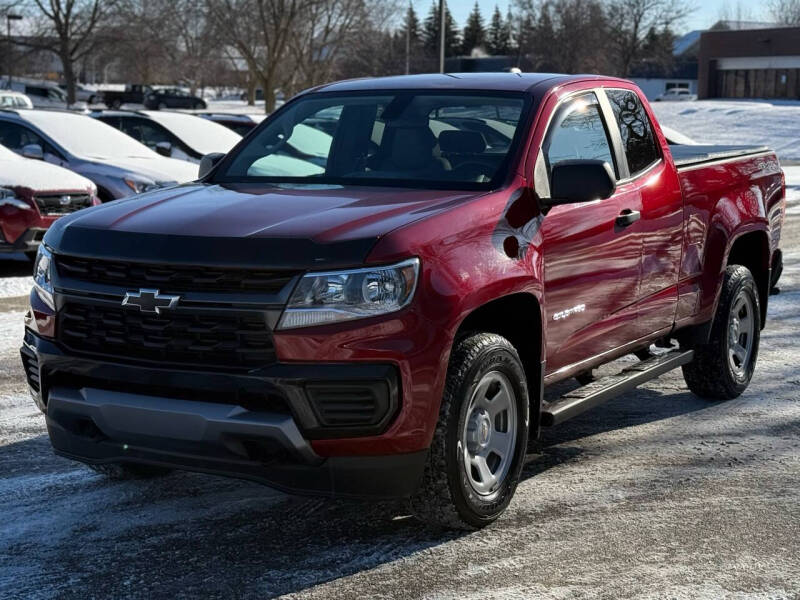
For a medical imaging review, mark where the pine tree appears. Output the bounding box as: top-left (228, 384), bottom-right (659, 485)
top-left (503, 7), bottom-right (515, 54)
top-left (487, 5), bottom-right (511, 55)
top-left (422, 1), bottom-right (460, 58)
top-left (461, 2), bottom-right (486, 56)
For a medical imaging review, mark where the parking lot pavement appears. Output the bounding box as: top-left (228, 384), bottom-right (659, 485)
top-left (0, 227), bottom-right (798, 599)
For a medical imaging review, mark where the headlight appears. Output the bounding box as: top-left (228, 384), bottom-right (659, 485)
top-left (123, 178), bottom-right (161, 194)
top-left (33, 245), bottom-right (55, 310)
top-left (278, 258), bottom-right (420, 330)
top-left (0, 187), bottom-right (30, 210)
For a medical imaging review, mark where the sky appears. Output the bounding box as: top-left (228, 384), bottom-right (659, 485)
top-left (432, 0), bottom-right (766, 36)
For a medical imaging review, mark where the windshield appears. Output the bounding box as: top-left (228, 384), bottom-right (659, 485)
top-left (22, 111), bottom-right (156, 159)
top-left (216, 91), bottom-right (528, 189)
top-left (144, 111), bottom-right (242, 154)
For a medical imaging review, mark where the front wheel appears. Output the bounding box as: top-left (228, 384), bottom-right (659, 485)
top-left (410, 333), bottom-right (529, 529)
top-left (682, 265), bottom-right (761, 399)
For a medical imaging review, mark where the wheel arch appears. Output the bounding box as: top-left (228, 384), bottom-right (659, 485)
top-left (453, 292), bottom-right (544, 435)
top-left (725, 228), bottom-right (771, 328)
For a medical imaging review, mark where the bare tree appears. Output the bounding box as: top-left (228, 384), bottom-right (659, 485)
top-left (17, 0), bottom-right (115, 103)
top-left (767, 0), bottom-right (800, 24)
top-left (208, 0), bottom-right (313, 112)
top-left (606, 0), bottom-right (691, 77)
top-left (115, 0), bottom-right (220, 94)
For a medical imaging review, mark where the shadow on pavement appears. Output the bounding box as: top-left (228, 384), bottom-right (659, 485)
top-left (0, 384), bottom-right (716, 599)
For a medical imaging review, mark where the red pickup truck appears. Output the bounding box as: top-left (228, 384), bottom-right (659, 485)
top-left (22, 74), bottom-right (785, 529)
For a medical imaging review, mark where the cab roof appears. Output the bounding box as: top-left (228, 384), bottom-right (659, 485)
top-left (310, 72), bottom-right (620, 95)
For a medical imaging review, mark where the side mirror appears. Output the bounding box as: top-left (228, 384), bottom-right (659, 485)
top-left (542, 160), bottom-right (616, 207)
top-left (22, 143), bottom-right (44, 160)
top-left (198, 152), bottom-right (225, 179)
top-left (155, 141), bottom-right (172, 157)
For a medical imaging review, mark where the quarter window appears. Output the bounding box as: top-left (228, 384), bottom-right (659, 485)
top-left (606, 89), bottom-right (660, 176)
top-left (544, 93), bottom-right (616, 177)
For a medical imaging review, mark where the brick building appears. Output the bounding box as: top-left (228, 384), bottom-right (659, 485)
top-left (698, 26), bottom-right (800, 99)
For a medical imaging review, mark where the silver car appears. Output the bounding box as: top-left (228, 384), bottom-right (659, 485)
top-left (0, 109), bottom-right (198, 201)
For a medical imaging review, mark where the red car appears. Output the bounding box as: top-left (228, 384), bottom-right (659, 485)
top-left (22, 74), bottom-right (785, 528)
top-left (0, 144), bottom-right (98, 256)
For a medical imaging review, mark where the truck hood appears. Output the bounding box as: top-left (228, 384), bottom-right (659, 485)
top-left (46, 182), bottom-right (483, 269)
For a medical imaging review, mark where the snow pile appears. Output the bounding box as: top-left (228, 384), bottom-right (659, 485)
top-left (652, 100), bottom-right (800, 162)
top-left (0, 276), bottom-right (31, 299)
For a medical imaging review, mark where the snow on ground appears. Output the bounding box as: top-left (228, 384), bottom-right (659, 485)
top-left (0, 257), bottom-right (32, 299)
top-left (785, 166), bottom-right (800, 216)
top-left (652, 99), bottom-right (800, 162)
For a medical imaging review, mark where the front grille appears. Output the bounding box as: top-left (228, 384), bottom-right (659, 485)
top-left (59, 301), bottom-right (275, 369)
top-left (56, 255), bottom-right (298, 295)
top-left (35, 194), bottom-right (92, 215)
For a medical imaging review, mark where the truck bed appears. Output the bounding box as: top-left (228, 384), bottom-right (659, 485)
top-left (670, 144), bottom-right (769, 169)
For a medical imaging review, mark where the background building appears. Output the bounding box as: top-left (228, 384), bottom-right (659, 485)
top-left (698, 26), bottom-right (800, 99)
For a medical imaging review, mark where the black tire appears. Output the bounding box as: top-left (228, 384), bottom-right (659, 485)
top-left (158, 102), bottom-right (167, 110)
top-left (111, 99), bottom-right (122, 109)
top-left (88, 463), bottom-right (171, 481)
top-left (409, 333), bottom-right (529, 529)
top-left (682, 265), bottom-right (761, 400)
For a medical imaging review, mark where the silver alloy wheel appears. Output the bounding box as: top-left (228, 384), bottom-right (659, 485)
top-left (462, 371), bottom-right (517, 496)
top-left (727, 290), bottom-right (755, 379)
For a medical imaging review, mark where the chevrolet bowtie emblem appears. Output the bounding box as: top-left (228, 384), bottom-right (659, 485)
top-left (121, 288), bottom-right (180, 315)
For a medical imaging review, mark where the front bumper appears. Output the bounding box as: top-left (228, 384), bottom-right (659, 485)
top-left (0, 227), bottom-right (47, 253)
top-left (22, 331), bottom-right (426, 498)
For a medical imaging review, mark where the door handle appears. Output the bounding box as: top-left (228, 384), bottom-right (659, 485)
top-left (615, 209), bottom-right (641, 227)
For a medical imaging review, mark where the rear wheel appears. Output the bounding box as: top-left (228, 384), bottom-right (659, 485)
top-left (682, 265), bottom-right (761, 399)
top-left (88, 463), bottom-right (171, 480)
top-left (410, 333), bottom-right (529, 529)
top-left (158, 102), bottom-right (167, 110)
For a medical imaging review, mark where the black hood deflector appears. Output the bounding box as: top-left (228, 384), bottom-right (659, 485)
top-left (47, 225), bottom-right (377, 270)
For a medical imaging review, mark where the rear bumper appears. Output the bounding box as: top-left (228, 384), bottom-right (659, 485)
top-left (22, 331), bottom-right (427, 498)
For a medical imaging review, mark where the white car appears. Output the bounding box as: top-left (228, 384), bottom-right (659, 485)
top-left (0, 90), bottom-right (33, 109)
top-left (92, 110), bottom-right (242, 164)
top-left (58, 83), bottom-right (101, 105)
top-left (654, 89), bottom-right (697, 102)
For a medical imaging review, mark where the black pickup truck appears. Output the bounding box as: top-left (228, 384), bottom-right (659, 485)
top-left (103, 85), bottom-right (150, 109)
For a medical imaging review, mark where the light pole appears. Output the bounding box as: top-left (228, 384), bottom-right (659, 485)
top-left (438, 0), bottom-right (445, 73)
top-left (6, 14), bottom-right (23, 86)
top-left (405, 2), bottom-right (410, 75)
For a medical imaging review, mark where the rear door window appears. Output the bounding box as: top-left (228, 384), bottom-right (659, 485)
top-left (606, 89), bottom-right (660, 176)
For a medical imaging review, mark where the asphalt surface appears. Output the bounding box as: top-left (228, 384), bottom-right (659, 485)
top-left (0, 214), bottom-right (798, 599)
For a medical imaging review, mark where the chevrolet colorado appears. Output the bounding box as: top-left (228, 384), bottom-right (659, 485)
top-left (21, 74), bottom-right (785, 529)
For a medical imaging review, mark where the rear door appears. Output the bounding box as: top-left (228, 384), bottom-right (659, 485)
top-left (600, 88), bottom-right (683, 338)
top-left (538, 91), bottom-right (644, 374)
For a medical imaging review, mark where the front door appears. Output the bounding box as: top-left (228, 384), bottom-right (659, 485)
top-left (538, 91), bottom-right (644, 375)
